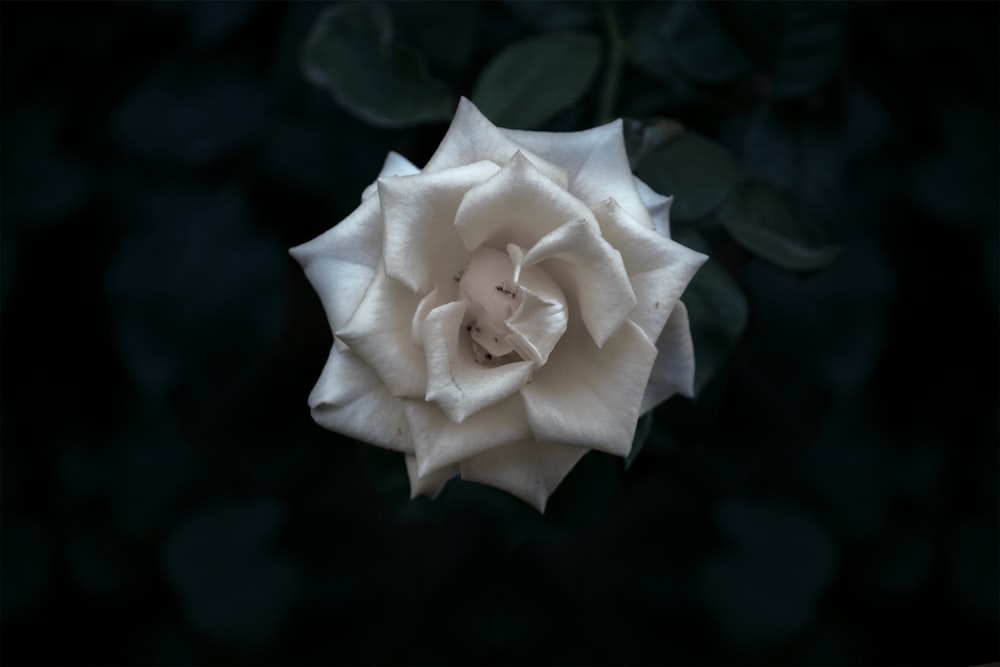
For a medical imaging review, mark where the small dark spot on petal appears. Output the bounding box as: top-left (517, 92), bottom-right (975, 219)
top-left (466, 325), bottom-right (472, 332)
top-left (485, 353), bottom-right (492, 360)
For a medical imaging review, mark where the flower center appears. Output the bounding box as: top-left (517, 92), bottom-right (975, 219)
top-left (458, 247), bottom-right (523, 366)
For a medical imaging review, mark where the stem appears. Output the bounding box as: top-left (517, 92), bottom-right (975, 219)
top-left (598, 1), bottom-right (625, 125)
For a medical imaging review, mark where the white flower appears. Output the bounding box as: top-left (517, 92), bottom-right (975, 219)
top-left (291, 99), bottom-right (707, 512)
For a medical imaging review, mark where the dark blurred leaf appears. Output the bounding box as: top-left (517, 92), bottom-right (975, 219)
top-left (113, 407), bottom-right (202, 538)
top-left (623, 116), bottom-right (685, 169)
top-left (907, 105), bottom-right (1000, 224)
top-left (696, 497), bottom-right (839, 647)
top-left (770, 4), bottom-right (845, 99)
top-left (105, 181), bottom-right (288, 405)
top-left (152, 0), bottom-right (258, 48)
top-left (471, 32), bottom-right (601, 129)
top-left (635, 132), bottom-right (745, 222)
top-left (672, 229), bottom-right (748, 395)
top-left (719, 179), bottom-right (839, 271)
top-left (110, 61), bottom-right (264, 166)
top-left (163, 498), bottom-right (303, 649)
top-left (2, 106), bottom-right (95, 223)
top-left (501, 0), bottom-right (597, 30)
top-left (952, 517), bottom-right (1000, 619)
top-left (741, 106), bottom-right (845, 231)
top-left (629, 1), bottom-right (751, 85)
top-left (0, 519), bottom-right (49, 617)
top-left (391, 1), bottom-right (478, 76)
top-left (301, 3), bottom-right (453, 128)
top-left (716, 1), bottom-right (786, 70)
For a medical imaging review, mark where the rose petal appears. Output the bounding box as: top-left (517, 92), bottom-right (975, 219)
top-left (289, 195), bottom-right (382, 339)
top-left (504, 282), bottom-right (567, 367)
top-left (404, 395), bottom-right (531, 478)
top-left (634, 177), bottom-right (673, 236)
top-left (379, 161), bottom-right (500, 294)
top-left (361, 151), bottom-right (420, 200)
top-left (308, 345), bottom-right (413, 453)
top-left (459, 440), bottom-right (588, 512)
top-left (422, 301), bottom-right (535, 423)
top-left (404, 455), bottom-right (456, 500)
top-left (424, 98), bottom-right (569, 188)
top-left (336, 265), bottom-right (427, 398)
top-left (521, 218), bottom-right (638, 349)
top-left (640, 300), bottom-right (696, 413)
top-left (521, 318), bottom-right (657, 456)
top-left (502, 119), bottom-right (654, 228)
top-left (594, 197), bottom-right (708, 343)
top-left (453, 151), bottom-right (598, 253)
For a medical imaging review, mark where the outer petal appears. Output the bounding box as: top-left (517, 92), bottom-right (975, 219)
top-left (379, 161), bottom-right (500, 293)
top-left (502, 119), bottom-right (654, 228)
top-left (594, 197), bottom-right (708, 344)
top-left (634, 177), bottom-right (673, 236)
top-left (404, 396), bottom-right (531, 478)
top-left (336, 264), bottom-right (427, 398)
top-left (521, 318), bottom-right (657, 457)
top-left (459, 440), bottom-right (589, 512)
top-left (405, 455), bottom-right (456, 500)
top-left (289, 195), bottom-right (381, 341)
top-left (361, 151), bottom-right (421, 200)
top-left (308, 345), bottom-right (413, 453)
top-left (424, 98), bottom-right (569, 188)
top-left (454, 151), bottom-right (598, 253)
top-left (521, 218), bottom-right (638, 349)
top-left (422, 301), bottom-right (535, 423)
top-left (640, 300), bottom-right (696, 414)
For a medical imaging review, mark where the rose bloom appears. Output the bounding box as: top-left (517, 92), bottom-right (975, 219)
top-left (291, 99), bottom-right (706, 511)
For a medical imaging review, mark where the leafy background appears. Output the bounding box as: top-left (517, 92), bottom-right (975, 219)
top-left (2, 1), bottom-right (997, 664)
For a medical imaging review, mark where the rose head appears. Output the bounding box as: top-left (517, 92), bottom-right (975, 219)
top-left (291, 99), bottom-right (707, 512)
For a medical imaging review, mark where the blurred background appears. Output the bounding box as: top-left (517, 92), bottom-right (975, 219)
top-left (1, 1), bottom-right (997, 664)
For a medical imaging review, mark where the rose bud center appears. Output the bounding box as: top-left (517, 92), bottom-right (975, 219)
top-left (458, 247), bottom-right (523, 366)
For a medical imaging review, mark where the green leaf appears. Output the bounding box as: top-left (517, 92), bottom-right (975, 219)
top-left (673, 229), bottom-right (748, 395)
top-left (501, 0), bottom-right (598, 30)
top-left (719, 179), bottom-right (839, 271)
top-left (629, 1), bottom-right (751, 85)
top-left (471, 33), bottom-right (601, 129)
top-left (391, 2), bottom-right (479, 76)
top-left (623, 116), bottom-right (686, 169)
top-left (301, 3), bottom-right (453, 128)
top-left (635, 132), bottom-right (745, 222)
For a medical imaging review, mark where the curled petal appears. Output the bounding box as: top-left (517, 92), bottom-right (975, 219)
top-left (521, 318), bottom-right (657, 457)
top-left (634, 177), bottom-right (674, 236)
top-left (289, 195), bottom-right (382, 340)
top-left (425, 97), bottom-right (569, 188)
top-left (459, 440), bottom-right (589, 512)
top-left (337, 265), bottom-right (427, 398)
top-left (405, 396), bottom-right (531, 479)
top-left (454, 151), bottom-right (598, 253)
top-left (522, 218), bottom-right (637, 349)
top-left (640, 300), bottom-right (696, 413)
top-left (422, 301), bottom-right (535, 423)
top-left (505, 283), bottom-right (567, 367)
top-left (405, 455), bottom-right (456, 500)
top-left (309, 345), bottom-right (413, 453)
top-left (594, 197), bottom-right (708, 343)
top-left (379, 161), bottom-right (500, 293)
top-left (361, 151), bottom-right (420, 200)
top-left (502, 119), bottom-right (653, 228)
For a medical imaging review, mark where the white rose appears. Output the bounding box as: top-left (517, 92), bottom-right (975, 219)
top-left (291, 99), bottom-right (707, 512)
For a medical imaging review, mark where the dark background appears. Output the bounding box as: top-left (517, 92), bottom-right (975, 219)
top-left (2, 1), bottom-right (997, 664)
